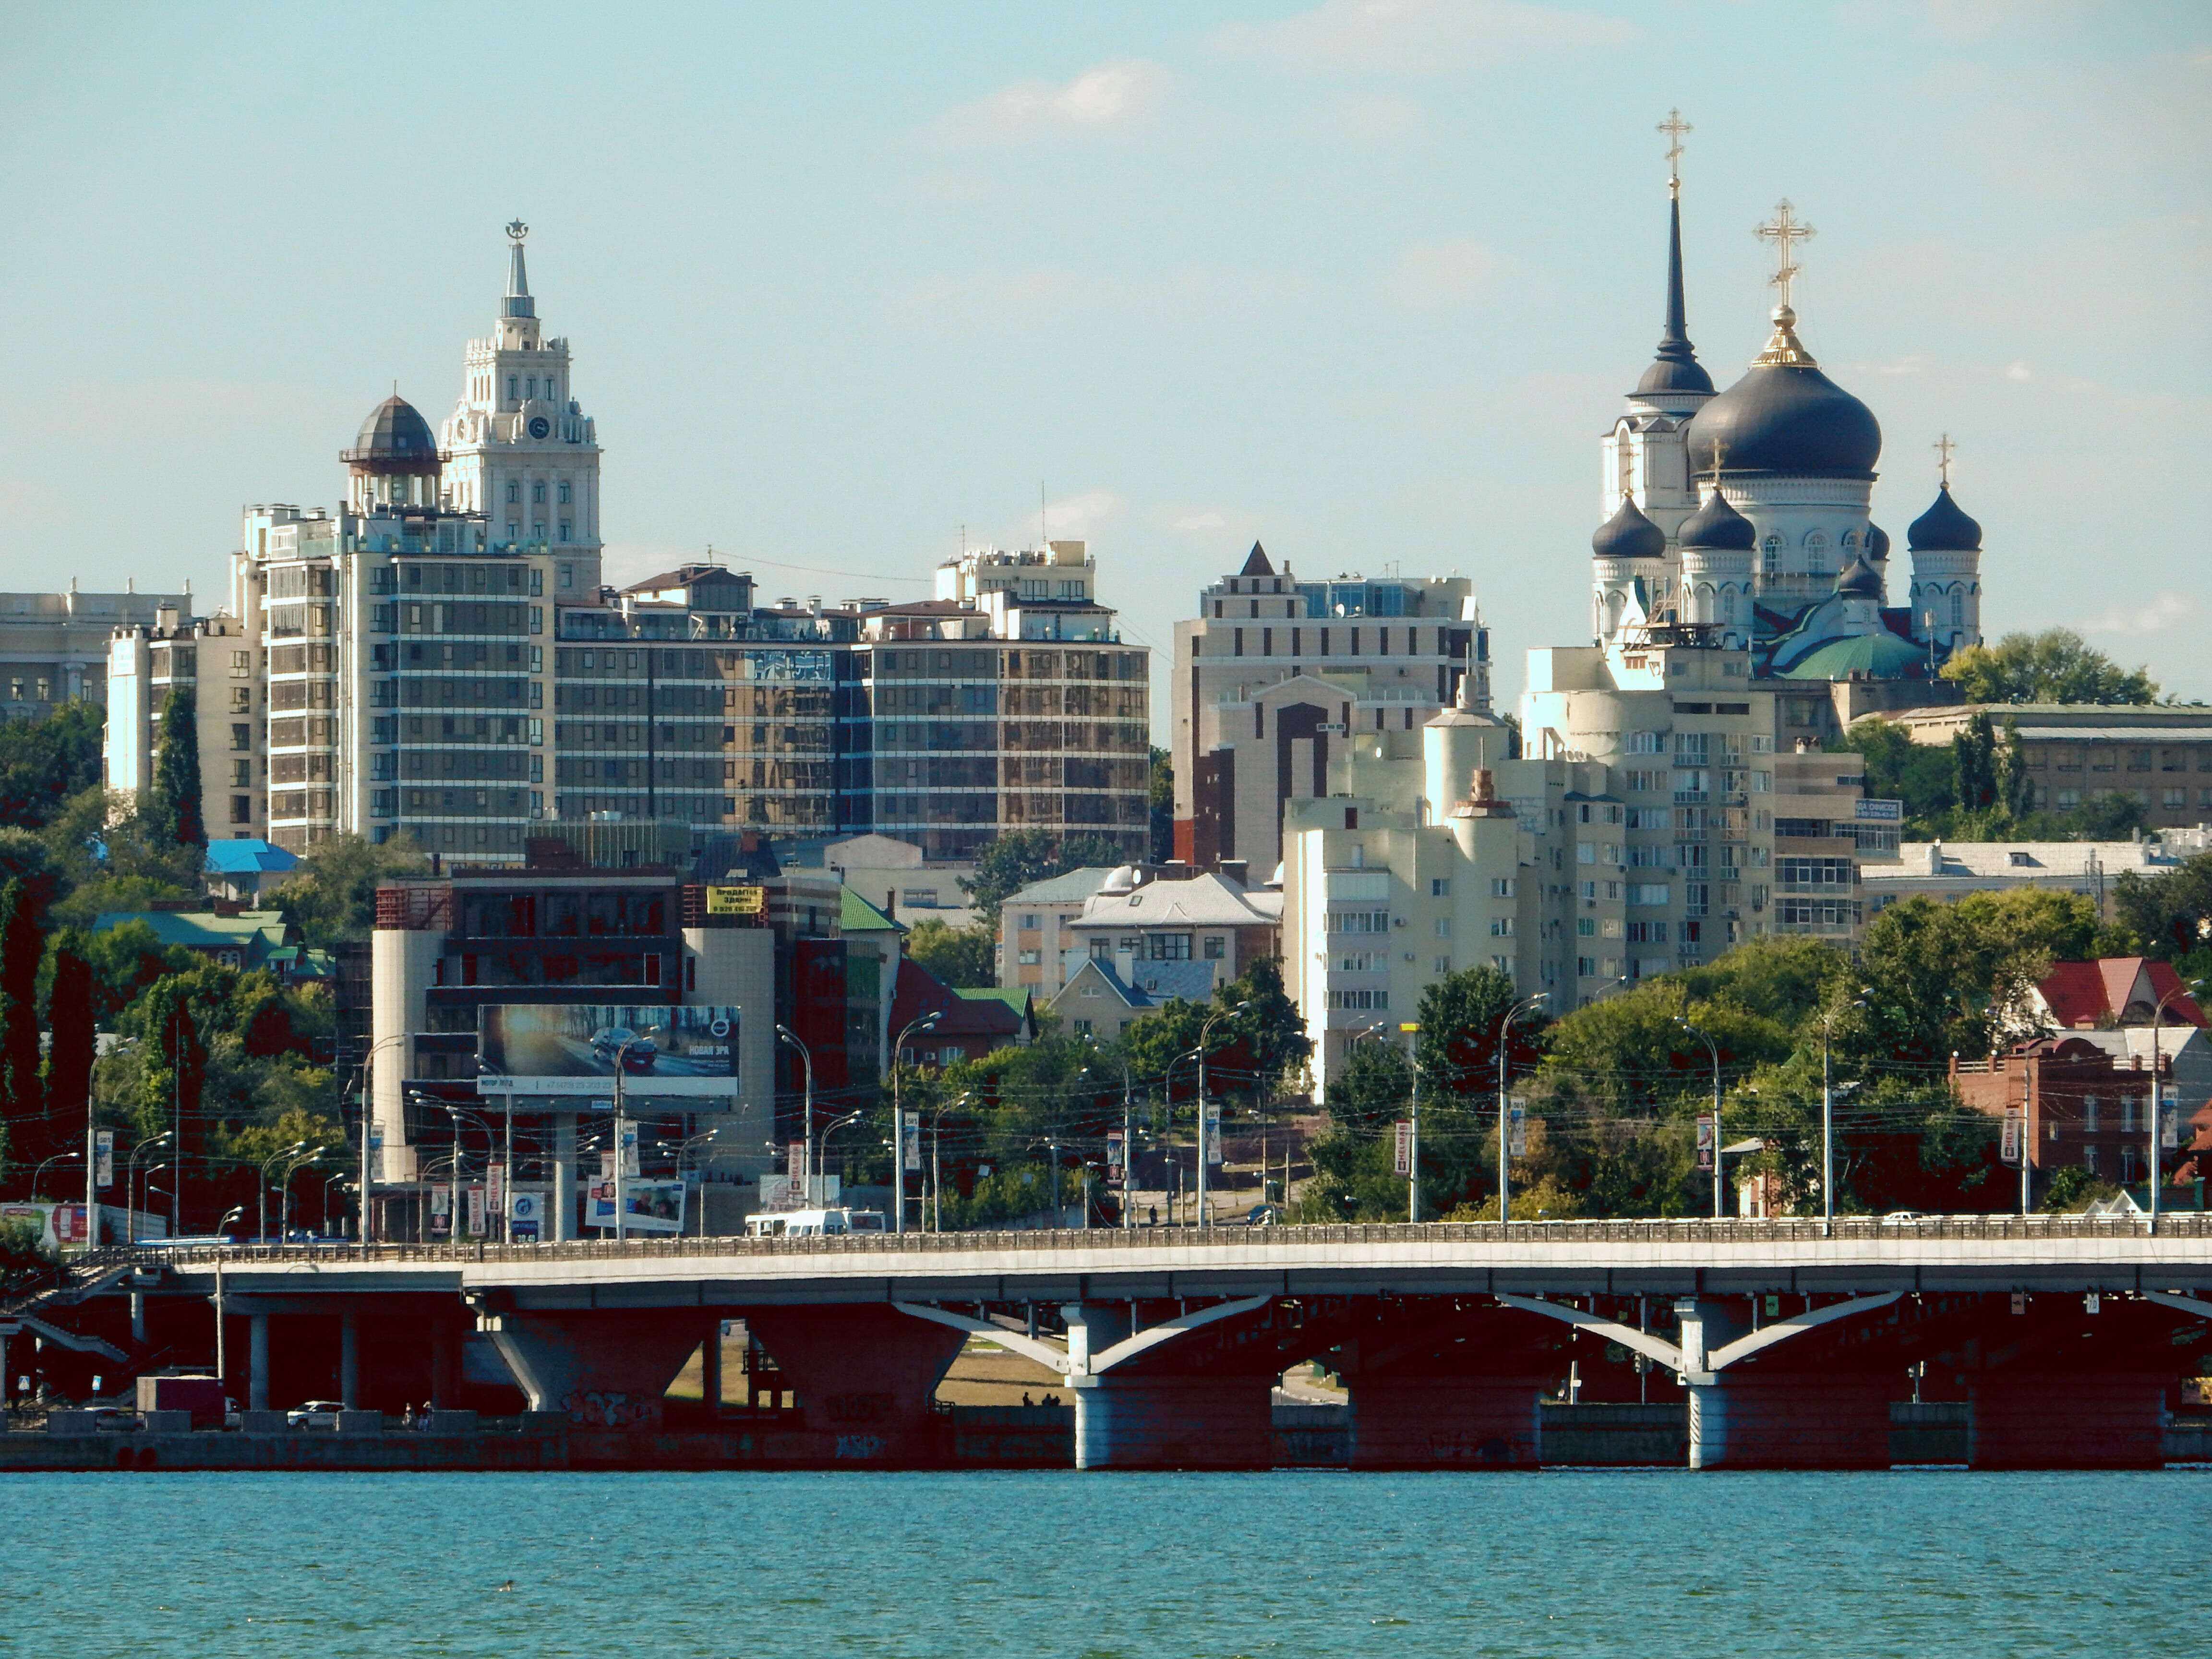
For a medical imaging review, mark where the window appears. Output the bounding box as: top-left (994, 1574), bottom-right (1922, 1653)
top-left (1628, 730), bottom-right (1664, 755)
top-left (532, 481), bottom-right (546, 504)
top-left (1761, 534), bottom-right (1781, 575)
top-left (1490, 917), bottom-right (1515, 937)
top-left (558, 481), bottom-right (572, 505)
top-left (1017, 949), bottom-right (1040, 965)
top-left (1430, 878), bottom-right (1451, 896)
top-left (2163, 788), bottom-right (2185, 809)
top-left (1147, 934), bottom-right (1193, 960)
top-left (1489, 878), bottom-right (1515, 897)
top-left (1073, 1019), bottom-right (1094, 1036)
top-left (1323, 911), bottom-right (1389, 934)
top-left (1326, 988), bottom-right (1389, 1010)
top-left (1950, 593), bottom-right (1963, 628)
top-left (507, 481), bottom-right (521, 504)
top-left (231, 723), bottom-right (251, 751)
top-left (1576, 916), bottom-right (1596, 938)
top-left (1434, 917), bottom-right (1452, 937)
top-left (558, 565), bottom-right (574, 590)
top-left (506, 375), bottom-right (518, 400)
top-left (231, 759), bottom-right (251, 786)
top-left (1803, 530), bottom-right (1827, 575)
top-left (1203, 936), bottom-right (1226, 960)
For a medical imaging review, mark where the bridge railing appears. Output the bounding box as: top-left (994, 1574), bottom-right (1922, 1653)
top-left (71, 1210), bottom-right (2212, 1271)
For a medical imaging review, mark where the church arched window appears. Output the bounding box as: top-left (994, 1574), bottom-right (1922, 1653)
top-left (1803, 531), bottom-right (1827, 575)
top-left (1950, 592), bottom-right (1964, 628)
top-left (506, 481), bottom-right (521, 505)
top-left (532, 481), bottom-right (546, 505)
top-left (1841, 529), bottom-right (1858, 553)
top-left (1722, 589), bottom-right (1737, 623)
top-left (1761, 534), bottom-right (1781, 576)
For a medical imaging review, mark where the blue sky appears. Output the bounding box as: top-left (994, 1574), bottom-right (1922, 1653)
top-left (2, 0), bottom-right (2206, 734)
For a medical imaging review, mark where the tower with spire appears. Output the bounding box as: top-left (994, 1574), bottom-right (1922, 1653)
top-left (438, 221), bottom-right (604, 591)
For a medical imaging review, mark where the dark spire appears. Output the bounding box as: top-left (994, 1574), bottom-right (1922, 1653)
top-left (1635, 192), bottom-right (1714, 397)
top-left (1239, 541), bottom-right (1274, 577)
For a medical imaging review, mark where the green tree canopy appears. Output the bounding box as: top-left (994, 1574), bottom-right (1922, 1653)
top-left (2113, 850), bottom-right (2212, 966)
top-left (267, 831), bottom-right (429, 950)
top-left (904, 918), bottom-right (997, 989)
top-left (957, 828), bottom-right (1123, 915)
top-left (152, 687), bottom-right (205, 849)
top-left (0, 702), bottom-right (104, 830)
top-left (1941, 627), bottom-right (2158, 706)
top-left (1148, 746), bottom-right (1174, 863)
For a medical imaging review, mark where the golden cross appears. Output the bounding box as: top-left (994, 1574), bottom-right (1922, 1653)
top-left (1934, 433), bottom-right (1956, 488)
top-left (1754, 199), bottom-right (1815, 310)
top-left (1658, 108), bottom-right (1691, 193)
top-left (1708, 438), bottom-right (1729, 477)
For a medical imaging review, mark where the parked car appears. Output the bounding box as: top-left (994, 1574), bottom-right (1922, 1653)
top-left (87, 1407), bottom-right (137, 1432)
top-left (589, 1027), bottom-right (658, 1071)
top-left (1880, 1210), bottom-right (1930, 1225)
top-left (287, 1399), bottom-right (345, 1430)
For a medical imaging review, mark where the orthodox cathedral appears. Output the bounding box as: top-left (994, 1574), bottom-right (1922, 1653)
top-left (1588, 130), bottom-right (1984, 727)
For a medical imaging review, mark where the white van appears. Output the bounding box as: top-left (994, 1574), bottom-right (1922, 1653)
top-left (745, 1207), bottom-right (882, 1238)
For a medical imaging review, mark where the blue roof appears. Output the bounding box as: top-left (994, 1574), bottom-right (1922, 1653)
top-left (204, 840), bottom-right (299, 877)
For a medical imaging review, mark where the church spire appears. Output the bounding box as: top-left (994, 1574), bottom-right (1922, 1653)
top-left (1635, 111), bottom-right (1713, 398)
top-left (503, 219), bottom-right (536, 321)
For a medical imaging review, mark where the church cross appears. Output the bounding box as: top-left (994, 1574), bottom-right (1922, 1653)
top-left (1709, 438), bottom-right (1729, 475)
top-left (1934, 433), bottom-right (1956, 487)
top-left (1658, 109), bottom-right (1691, 192)
top-left (1754, 199), bottom-right (1815, 310)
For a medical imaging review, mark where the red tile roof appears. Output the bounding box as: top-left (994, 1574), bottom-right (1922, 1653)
top-left (2037, 958), bottom-right (2206, 1029)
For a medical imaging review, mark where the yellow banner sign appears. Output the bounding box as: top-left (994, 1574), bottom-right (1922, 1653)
top-left (706, 885), bottom-right (766, 915)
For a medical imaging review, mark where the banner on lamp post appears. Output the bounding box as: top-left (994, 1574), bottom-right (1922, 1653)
top-left (466, 1185), bottom-right (488, 1238)
top-left (94, 1130), bottom-right (114, 1190)
top-left (486, 1161), bottom-right (506, 1225)
top-left (901, 1113), bottom-right (922, 1172)
top-left (1695, 1114), bottom-right (1715, 1172)
top-left (2001, 1109), bottom-right (2023, 1166)
top-left (1202, 1104), bottom-right (1223, 1166)
top-left (1393, 1121), bottom-right (1413, 1177)
top-left (1508, 1098), bottom-right (1528, 1159)
top-left (2159, 1088), bottom-right (2179, 1150)
top-left (1106, 1129), bottom-right (1125, 1188)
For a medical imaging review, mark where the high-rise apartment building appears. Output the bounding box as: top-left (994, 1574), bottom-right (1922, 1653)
top-left (1172, 543), bottom-right (1488, 877)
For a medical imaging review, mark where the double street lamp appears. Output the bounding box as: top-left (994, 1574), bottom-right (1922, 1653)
top-left (1674, 1017), bottom-right (1724, 1221)
top-left (889, 1011), bottom-right (941, 1235)
top-left (1495, 993), bottom-right (1549, 1224)
top-left (1190, 1001), bottom-right (1250, 1230)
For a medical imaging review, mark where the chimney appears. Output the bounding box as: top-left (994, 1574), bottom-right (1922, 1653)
top-left (1219, 859), bottom-right (1248, 889)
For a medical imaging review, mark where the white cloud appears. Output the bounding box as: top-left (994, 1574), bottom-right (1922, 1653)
top-left (1325, 91), bottom-right (1425, 143)
top-left (1215, 0), bottom-right (1637, 74)
top-left (1386, 238), bottom-right (1505, 306)
top-left (2081, 590), bottom-right (2197, 637)
top-left (931, 60), bottom-right (1173, 146)
top-left (1172, 510), bottom-right (1228, 533)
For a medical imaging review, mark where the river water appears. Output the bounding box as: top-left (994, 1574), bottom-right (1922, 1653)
top-left (18, 1468), bottom-right (2207, 1656)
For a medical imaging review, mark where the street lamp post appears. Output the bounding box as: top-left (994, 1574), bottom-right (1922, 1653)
top-left (817, 1110), bottom-right (866, 1209)
top-left (776, 1025), bottom-right (815, 1207)
top-left (930, 1092), bottom-right (970, 1233)
top-left (257, 1142), bottom-right (307, 1244)
top-left (355, 1033), bottom-right (409, 1253)
top-left (275, 1147), bottom-right (324, 1241)
top-left (1495, 994), bottom-right (1548, 1224)
top-left (1085, 1039), bottom-right (1138, 1231)
top-left (1816, 990), bottom-right (1871, 1237)
top-left (2149, 977), bottom-right (2206, 1232)
top-left (31, 1152), bottom-right (81, 1202)
top-left (890, 1012), bottom-right (941, 1235)
top-left (1676, 1017), bottom-right (1723, 1221)
top-left (1193, 1001), bottom-right (1250, 1231)
top-left (126, 1133), bottom-right (171, 1246)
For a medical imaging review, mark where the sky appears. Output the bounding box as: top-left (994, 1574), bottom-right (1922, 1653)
top-left (2, 0), bottom-right (2207, 740)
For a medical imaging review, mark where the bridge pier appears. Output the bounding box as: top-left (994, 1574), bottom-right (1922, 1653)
top-left (1968, 1374), bottom-right (2171, 1470)
top-left (248, 1313), bottom-right (271, 1412)
top-left (1070, 1372), bottom-right (1274, 1469)
top-left (483, 1310), bottom-right (706, 1431)
top-left (1684, 1370), bottom-right (1895, 1470)
top-left (339, 1310), bottom-right (360, 1409)
top-left (741, 1304), bottom-right (967, 1465)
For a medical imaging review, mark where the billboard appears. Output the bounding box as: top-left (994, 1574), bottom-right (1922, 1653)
top-left (706, 885), bottom-right (765, 915)
top-left (477, 1005), bottom-right (740, 1097)
top-left (587, 1177), bottom-right (686, 1233)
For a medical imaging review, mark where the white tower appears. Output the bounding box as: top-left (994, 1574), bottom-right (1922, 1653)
top-left (439, 221), bottom-right (604, 596)
top-left (1906, 437), bottom-right (1985, 654)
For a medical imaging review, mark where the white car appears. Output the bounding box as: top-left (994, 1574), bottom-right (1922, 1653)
top-left (287, 1399), bottom-right (345, 1430)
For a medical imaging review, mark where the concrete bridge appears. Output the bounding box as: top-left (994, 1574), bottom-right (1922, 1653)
top-left (20, 1216), bottom-right (2212, 1472)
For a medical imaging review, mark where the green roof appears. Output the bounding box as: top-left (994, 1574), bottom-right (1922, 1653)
top-left (92, 910), bottom-right (293, 970)
top-left (840, 888), bottom-right (905, 934)
top-left (954, 986), bottom-right (1032, 1013)
top-left (1777, 633), bottom-right (1932, 681)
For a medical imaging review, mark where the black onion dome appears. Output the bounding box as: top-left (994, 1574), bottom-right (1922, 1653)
top-left (1907, 484), bottom-right (1982, 552)
top-left (1592, 494), bottom-right (1666, 560)
top-left (341, 395), bottom-right (440, 474)
top-left (1637, 354), bottom-right (1715, 397)
top-left (1835, 554), bottom-right (1883, 598)
top-left (1678, 488), bottom-right (1755, 552)
top-left (1684, 361), bottom-right (1881, 480)
top-left (1867, 523), bottom-right (1891, 561)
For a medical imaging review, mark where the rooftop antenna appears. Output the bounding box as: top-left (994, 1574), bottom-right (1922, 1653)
top-left (1040, 481), bottom-right (1047, 551)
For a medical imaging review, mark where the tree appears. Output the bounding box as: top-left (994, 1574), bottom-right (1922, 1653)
top-left (0, 703), bottom-right (104, 830)
top-left (152, 687), bottom-right (205, 849)
top-left (267, 831), bottom-right (429, 949)
top-left (1952, 711), bottom-right (2001, 813)
top-left (42, 943), bottom-right (96, 1143)
top-left (1413, 964), bottom-right (1541, 1103)
top-left (0, 878), bottom-right (46, 1164)
top-left (905, 919), bottom-right (997, 988)
top-left (2113, 851), bottom-right (2212, 963)
top-left (1833, 717), bottom-right (1961, 832)
top-left (1148, 747), bottom-right (1174, 864)
top-left (1941, 628), bottom-right (2158, 706)
top-left (958, 828), bottom-right (1124, 915)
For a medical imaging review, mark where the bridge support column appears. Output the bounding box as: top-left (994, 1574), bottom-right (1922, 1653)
top-left (339, 1310), bottom-right (361, 1409)
top-left (741, 1305), bottom-right (967, 1466)
top-left (1346, 1376), bottom-right (1545, 1469)
top-left (1685, 1370), bottom-right (1894, 1470)
top-left (431, 1319), bottom-right (457, 1409)
top-left (1968, 1374), bottom-right (2170, 1469)
top-left (248, 1313), bottom-right (271, 1412)
top-left (484, 1311), bottom-right (706, 1431)
top-left (1070, 1372), bottom-right (1274, 1470)
top-left (700, 1317), bottom-right (722, 1412)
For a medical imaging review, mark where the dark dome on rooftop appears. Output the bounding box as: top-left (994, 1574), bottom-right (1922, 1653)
top-left (1835, 554), bottom-right (1883, 598)
top-left (1908, 484), bottom-right (1983, 552)
top-left (1591, 494), bottom-right (1666, 561)
top-left (1868, 522), bottom-right (1891, 561)
top-left (1636, 354), bottom-right (1715, 398)
top-left (1678, 487), bottom-right (1755, 553)
top-left (1683, 313), bottom-right (1882, 480)
top-left (341, 394), bottom-right (441, 475)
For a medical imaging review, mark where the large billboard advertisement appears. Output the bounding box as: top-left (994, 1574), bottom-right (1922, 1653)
top-left (477, 1005), bottom-right (740, 1097)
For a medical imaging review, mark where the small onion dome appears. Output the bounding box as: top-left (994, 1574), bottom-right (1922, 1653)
top-left (1908, 484), bottom-right (1983, 552)
top-left (1867, 523), bottom-right (1891, 561)
top-left (340, 394), bottom-right (440, 475)
top-left (1591, 494), bottom-right (1666, 560)
top-left (1835, 554), bottom-right (1883, 598)
top-left (1678, 488), bottom-right (1755, 553)
top-left (1100, 864), bottom-right (1140, 896)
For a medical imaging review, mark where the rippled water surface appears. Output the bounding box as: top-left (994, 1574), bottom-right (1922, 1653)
top-left (14, 1468), bottom-right (2209, 1656)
